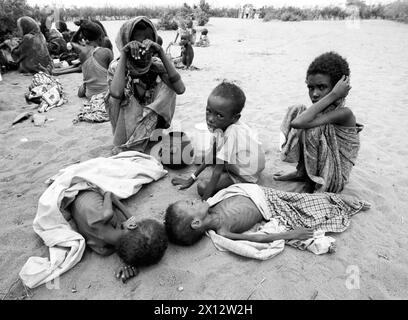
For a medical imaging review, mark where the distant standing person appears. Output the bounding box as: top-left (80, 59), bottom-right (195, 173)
top-left (275, 52), bottom-right (363, 193)
top-left (106, 16), bottom-right (185, 154)
top-left (11, 16), bottom-right (53, 74)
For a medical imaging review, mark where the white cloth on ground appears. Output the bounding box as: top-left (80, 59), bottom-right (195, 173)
top-left (205, 184), bottom-right (336, 260)
top-left (19, 151), bottom-right (167, 288)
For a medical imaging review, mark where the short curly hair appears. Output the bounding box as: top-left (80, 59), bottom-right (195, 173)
top-left (117, 219), bottom-right (168, 267)
top-left (210, 81), bottom-right (246, 115)
top-left (164, 203), bottom-right (205, 246)
top-left (306, 52), bottom-right (350, 87)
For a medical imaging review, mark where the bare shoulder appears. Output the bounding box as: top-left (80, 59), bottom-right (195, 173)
top-left (336, 107), bottom-right (356, 126)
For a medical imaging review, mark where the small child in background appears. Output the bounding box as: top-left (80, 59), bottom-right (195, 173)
top-left (171, 34), bottom-right (194, 69)
top-left (195, 28), bottom-right (210, 47)
top-left (172, 81), bottom-right (265, 200)
top-left (70, 190), bottom-right (168, 283)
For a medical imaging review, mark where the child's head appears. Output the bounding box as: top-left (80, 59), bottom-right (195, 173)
top-left (306, 52), bottom-right (350, 103)
top-left (165, 199), bottom-right (210, 246)
top-left (186, 20), bottom-right (193, 28)
top-left (117, 219), bottom-right (168, 267)
top-left (180, 34), bottom-right (189, 46)
top-left (201, 28), bottom-right (208, 36)
top-left (206, 81), bottom-right (246, 132)
top-left (80, 21), bottom-right (104, 44)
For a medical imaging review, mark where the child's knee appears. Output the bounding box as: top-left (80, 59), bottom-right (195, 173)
top-left (78, 84), bottom-right (86, 97)
top-left (197, 180), bottom-right (209, 197)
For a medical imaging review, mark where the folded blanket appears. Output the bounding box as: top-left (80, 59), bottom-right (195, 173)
top-left (19, 151), bottom-right (167, 288)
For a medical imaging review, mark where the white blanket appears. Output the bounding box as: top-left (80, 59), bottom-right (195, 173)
top-left (19, 151), bottom-right (167, 288)
top-left (206, 184), bottom-right (335, 260)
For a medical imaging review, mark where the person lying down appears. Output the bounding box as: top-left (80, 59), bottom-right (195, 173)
top-left (165, 184), bottom-right (370, 247)
top-left (70, 190), bottom-right (168, 282)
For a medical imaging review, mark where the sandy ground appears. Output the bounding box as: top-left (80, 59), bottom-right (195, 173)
top-left (1, 17), bottom-right (408, 300)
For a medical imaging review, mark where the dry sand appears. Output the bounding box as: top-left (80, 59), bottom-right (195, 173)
top-left (1, 17), bottom-right (408, 300)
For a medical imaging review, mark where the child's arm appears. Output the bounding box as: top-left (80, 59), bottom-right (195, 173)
top-left (171, 139), bottom-right (216, 189)
top-left (218, 228), bottom-right (314, 242)
top-left (143, 39), bottom-right (185, 94)
top-left (291, 76), bottom-right (355, 129)
top-left (201, 163), bottom-right (224, 200)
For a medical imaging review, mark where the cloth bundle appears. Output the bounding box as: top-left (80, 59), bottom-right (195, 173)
top-left (74, 92), bottom-right (109, 123)
top-left (25, 72), bottom-right (66, 112)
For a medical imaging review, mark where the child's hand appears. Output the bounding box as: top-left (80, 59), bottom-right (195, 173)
top-left (115, 264), bottom-right (139, 283)
top-left (291, 228), bottom-right (314, 240)
top-left (331, 75), bottom-right (351, 99)
top-left (171, 176), bottom-right (195, 190)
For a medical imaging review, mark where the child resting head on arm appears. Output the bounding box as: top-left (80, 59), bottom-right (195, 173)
top-left (71, 191), bottom-right (168, 282)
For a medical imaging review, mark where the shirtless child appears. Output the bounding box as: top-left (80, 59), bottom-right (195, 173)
top-left (70, 190), bottom-right (168, 282)
top-left (165, 184), bottom-right (368, 246)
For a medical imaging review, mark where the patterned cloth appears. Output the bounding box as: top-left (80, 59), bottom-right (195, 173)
top-left (25, 71), bottom-right (66, 112)
top-left (74, 92), bottom-right (109, 123)
top-left (261, 186), bottom-right (370, 233)
top-left (279, 103), bottom-right (362, 193)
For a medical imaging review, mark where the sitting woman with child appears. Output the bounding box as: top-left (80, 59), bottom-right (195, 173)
top-left (105, 16), bottom-right (185, 154)
top-left (275, 52), bottom-right (363, 193)
top-left (11, 16), bottom-right (53, 74)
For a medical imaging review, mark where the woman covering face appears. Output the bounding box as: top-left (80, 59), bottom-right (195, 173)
top-left (105, 17), bottom-right (185, 154)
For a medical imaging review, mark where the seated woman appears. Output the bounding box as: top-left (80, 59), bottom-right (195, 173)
top-left (11, 16), bottom-right (53, 74)
top-left (47, 28), bottom-right (67, 57)
top-left (73, 19), bottom-right (113, 51)
top-left (106, 16), bottom-right (185, 154)
top-left (53, 21), bottom-right (113, 99)
top-left (275, 52), bottom-right (363, 193)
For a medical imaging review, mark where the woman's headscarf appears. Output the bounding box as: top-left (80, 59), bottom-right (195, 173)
top-left (116, 16), bottom-right (158, 77)
top-left (17, 17), bottom-right (40, 36)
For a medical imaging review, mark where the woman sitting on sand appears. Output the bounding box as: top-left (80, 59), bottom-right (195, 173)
top-left (275, 52), bottom-right (363, 193)
top-left (11, 16), bottom-right (53, 74)
top-left (53, 21), bottom-right (113, 99)
top-left (105, 16), bottom-right (185, 154)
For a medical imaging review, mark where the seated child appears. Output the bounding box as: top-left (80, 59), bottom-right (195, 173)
top-left (195, 28), bottom-right (210, 47)
top-left (275, 52), bottom-right (362, 193)
top-left (171, 34), bottom-right (194, 69)
top-left (70, 190), bottom-right (168, 282)
top-left (53, 21), bottom-right (113, 99)
top-left (165, 184), bottom-right (369, 246)
top-left (171, 81), bottom-right (265, 200)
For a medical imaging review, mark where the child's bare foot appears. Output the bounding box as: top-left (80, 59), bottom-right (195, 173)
top-left (340, 194), bottom-right (371, 211)
top-left (111, 146), bottom-right (123, 155)
top-left (273, 170), bottom-right (306, 182)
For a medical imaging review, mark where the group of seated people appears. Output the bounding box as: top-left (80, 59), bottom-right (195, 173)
top-left (3, 15), bottom-right (364, 283)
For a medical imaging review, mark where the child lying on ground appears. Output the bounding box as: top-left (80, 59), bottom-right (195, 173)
top-left (165, 184), bottom-right (369, 246)
top-left (172, 81), bottom-right (265, 200)
top-left (275, 52), bottom-right (362, 193)
top-left (70, 190), bottom-right (168, 282)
